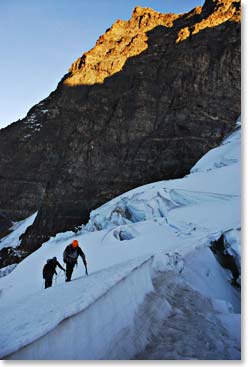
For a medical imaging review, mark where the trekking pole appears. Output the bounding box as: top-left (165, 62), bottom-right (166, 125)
top-left (58, 270), bottom-right (64, 281)
top-left (55, 270), bottom-right (63, 284)
top-left (85, 264), bottom-right (88, 276)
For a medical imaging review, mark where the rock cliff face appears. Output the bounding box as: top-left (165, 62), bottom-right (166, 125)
top-left (0, 0), bottom-right (240, 260)
top-left (0, 214), bottom-right (12, 239)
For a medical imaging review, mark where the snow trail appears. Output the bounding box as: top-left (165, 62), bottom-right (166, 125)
top-left (134, 272), bottom-right (240, 360)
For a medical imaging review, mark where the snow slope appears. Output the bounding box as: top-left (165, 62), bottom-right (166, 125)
top-left (1, 257), bottom-right (154, 359)
top-left (0, 212), bottom-right (37, 251)
top-left (0, 124), bottom-right (241, 359)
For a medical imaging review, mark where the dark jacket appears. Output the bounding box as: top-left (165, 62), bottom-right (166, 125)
top-left (63, 244), bottom-right (87, 266)
top-left (43, 259), bottom-right (65, 279)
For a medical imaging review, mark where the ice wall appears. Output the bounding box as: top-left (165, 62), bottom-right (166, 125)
top-left (6, 258), bottom-right (153, 360)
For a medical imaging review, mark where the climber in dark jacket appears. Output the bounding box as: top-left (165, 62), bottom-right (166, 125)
top-left (42, 257), bottom-right (65, 289)
top-left (63, 239), bottom-right (88, 282)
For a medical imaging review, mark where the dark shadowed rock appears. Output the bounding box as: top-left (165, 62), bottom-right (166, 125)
top-left (0, 0), bottom-right (241, 258)
top-left (0, 213), bottom-right (12, 239)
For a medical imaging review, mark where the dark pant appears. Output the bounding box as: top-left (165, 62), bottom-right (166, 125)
top-left (44, 278), bottom-right (53, 288)
top-left (65, 262), bottom-right (76, 281)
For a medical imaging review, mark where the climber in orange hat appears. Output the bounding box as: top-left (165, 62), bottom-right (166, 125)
top-left (63, 239), bottom-right (88, 281)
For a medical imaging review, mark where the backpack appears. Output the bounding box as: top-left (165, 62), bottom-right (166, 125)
top-left (63, 246), bottom-right (78, 263)
top-left (43, 259), bottom-right (55, 278)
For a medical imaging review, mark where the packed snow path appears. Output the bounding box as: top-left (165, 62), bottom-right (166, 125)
top-left (134, 272), bottom-right (240, 360)
top-left (0, 247), bottom-right (240, 360)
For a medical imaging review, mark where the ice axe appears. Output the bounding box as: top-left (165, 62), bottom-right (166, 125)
top-left (84, 260), bottom-right (88, 276)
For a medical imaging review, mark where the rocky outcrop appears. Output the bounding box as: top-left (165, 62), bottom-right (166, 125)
top-left (66, 7), bottom-right (180, 86)
top-left (0, 0), bottom-right (240, 257)
top-left (0, 247), bottom-right (28, 269)
top-left (0, 214), bottom-right (12, 239)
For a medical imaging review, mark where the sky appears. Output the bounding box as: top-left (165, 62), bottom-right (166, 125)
top-left (0, 0), bottom-right (204, 128)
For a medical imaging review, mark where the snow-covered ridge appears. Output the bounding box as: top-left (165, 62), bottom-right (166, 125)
top-left (1, 256), bottom-right (153, 359)
top-left (191, 127), bottom-right (241, 173)
top-left (85, 187), bottom-right (238, 232)
top-left (0, 212), bottom-right (37, 251)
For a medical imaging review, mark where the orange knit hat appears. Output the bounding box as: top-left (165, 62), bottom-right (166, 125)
top-left (72, 239), bottom-right (79, 248)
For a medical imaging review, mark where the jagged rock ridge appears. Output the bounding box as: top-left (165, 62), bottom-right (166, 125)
top-left (66, 7), bottom-right (180, 86)
top-left (0, 0), bottom-right (240, 264)
top-left (65, 0), bottom-right (240, 85)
